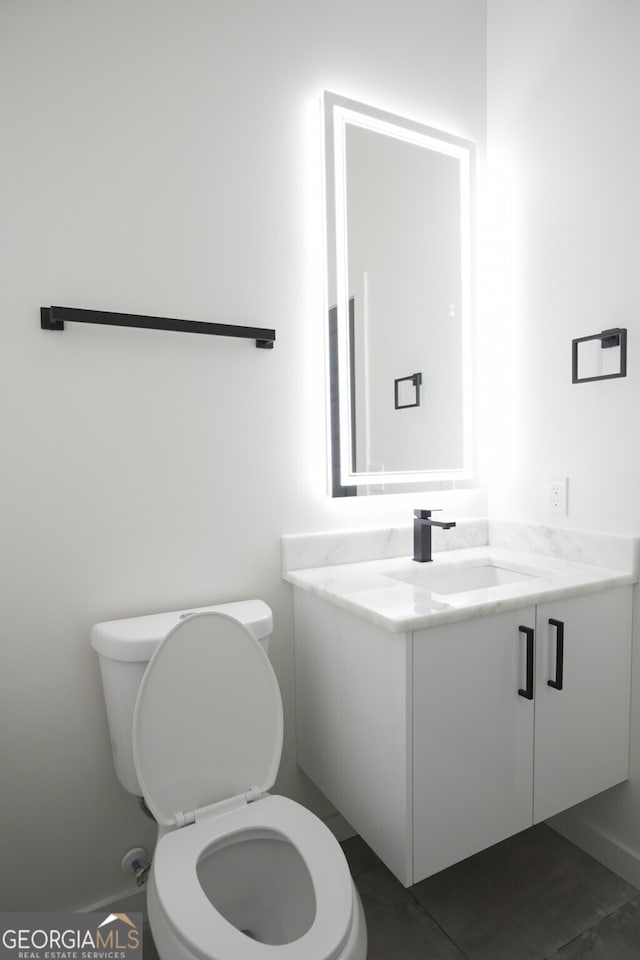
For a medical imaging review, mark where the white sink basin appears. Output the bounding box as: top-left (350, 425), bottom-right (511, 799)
top-left (386, 560), bottom-right (544, 596)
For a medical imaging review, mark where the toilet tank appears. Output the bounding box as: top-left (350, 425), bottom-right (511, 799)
top-left (91, 600), bottom-right (273, 797)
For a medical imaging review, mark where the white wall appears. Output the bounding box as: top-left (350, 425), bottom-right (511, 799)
top-left (485, 0), bottom-right (640, 532)
top-left (486, 0), bottom-right (640, 884)
top-left (0, 0), bottom-right (486, 910)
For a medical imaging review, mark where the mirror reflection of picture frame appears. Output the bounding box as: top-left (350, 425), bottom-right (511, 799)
top-left (572, 328), bottom-right (627, 384)
top-left (324, 91), bottom-right (476, 495)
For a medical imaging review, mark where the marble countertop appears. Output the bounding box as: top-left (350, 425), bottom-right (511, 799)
top-left (283, 546), bottom-right (637, 633)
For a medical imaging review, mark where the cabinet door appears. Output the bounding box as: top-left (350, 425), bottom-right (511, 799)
top-left (534, 586), bottom-right (632, 823)
top-left (413, 607), bottom-right (535, 883)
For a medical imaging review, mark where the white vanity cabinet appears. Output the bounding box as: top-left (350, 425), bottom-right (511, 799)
top-left (293, 585), bottom-right (632, 887)
top-left (413, 586), bottom-right (632, 882)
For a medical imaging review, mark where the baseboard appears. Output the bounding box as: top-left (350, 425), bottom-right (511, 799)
top-left (322, 810), bottom-right (357, 843)
top-left (549, 811), bottom-right (640, 889)
top-left (79, 887), bottom-right (147, 922)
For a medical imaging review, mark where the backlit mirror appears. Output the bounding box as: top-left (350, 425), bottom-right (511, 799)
top-left (324, 92), bottom-right (475, 496)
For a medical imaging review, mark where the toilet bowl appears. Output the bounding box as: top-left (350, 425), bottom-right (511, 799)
top-left (148, 795), bottom-right (366, 960)
top-left (92, 603), bottom-right (367, 960)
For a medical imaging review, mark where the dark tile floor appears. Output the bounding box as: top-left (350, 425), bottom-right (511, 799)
top-left (346, 824), bottom-right (639, 960)
top-left (142, 824), bottom-right (640, 959)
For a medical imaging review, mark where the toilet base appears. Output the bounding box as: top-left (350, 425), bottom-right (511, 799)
top-left (147, 872), bottom-right (367, 960)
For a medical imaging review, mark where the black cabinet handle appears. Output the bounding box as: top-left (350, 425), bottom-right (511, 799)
top-left (548, 618), bottom-right (564, 690)
top-left (518, 625), bottom-right (534, 700)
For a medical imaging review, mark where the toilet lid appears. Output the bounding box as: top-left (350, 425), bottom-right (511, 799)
top-left (132, 611), bottom-right (283, 827)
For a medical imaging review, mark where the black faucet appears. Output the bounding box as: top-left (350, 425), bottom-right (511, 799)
top-left (413, 509), bottom-right (456, 563)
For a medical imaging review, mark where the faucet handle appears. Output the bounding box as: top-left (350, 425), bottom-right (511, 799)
top-left (414, 508), bottom-right (442, 519)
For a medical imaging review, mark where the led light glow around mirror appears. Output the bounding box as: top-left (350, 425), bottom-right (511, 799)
top-left (325, 92), bottom-right (475, 494)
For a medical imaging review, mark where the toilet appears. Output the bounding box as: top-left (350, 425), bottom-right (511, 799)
top-left (91, 600), bottom-right (367, 960)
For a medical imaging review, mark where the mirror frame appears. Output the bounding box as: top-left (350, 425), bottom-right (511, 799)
top-left (324, 91), bottom-right (476, 494)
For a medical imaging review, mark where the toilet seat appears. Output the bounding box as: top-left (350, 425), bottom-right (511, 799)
top-left (132, 611), bottom-right (283, 827)
top-left (152, 794), bottom-right (354, 960)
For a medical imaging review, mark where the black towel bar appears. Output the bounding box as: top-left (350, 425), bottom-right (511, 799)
top-left (40, 306), bottom-right (275, 349)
